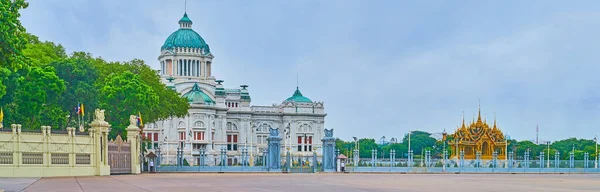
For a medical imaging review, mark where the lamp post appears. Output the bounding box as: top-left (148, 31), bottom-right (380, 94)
top-left (408, 131), bottom-right (411, 156)
top-left (250, 124), bottom-right (255, 166)
top-left (156, 144), bottom-right (161, 172)
top-left (547, 141), bottom-right (550, 168)
top-left (505, 135), bottom-right (510, 168)
top-left (595, 136), bottom-right (598, 169)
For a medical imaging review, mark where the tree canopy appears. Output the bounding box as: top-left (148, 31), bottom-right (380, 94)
top-left (0, 2), bottom-right (189, 139)
top-left (336, 133), bottom-right (599, 160)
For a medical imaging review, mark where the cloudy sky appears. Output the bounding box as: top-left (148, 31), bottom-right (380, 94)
top-left (20, 0), bottom-right (600, 142)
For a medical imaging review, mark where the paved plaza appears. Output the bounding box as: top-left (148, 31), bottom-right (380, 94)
top-left (2, 173), bottom-right (600, 192)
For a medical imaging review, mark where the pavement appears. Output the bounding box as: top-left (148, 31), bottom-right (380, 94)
top-left (1, 173), bottom-right (600, 192)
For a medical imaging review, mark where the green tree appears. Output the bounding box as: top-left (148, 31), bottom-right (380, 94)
top-left (382, 143), bottom-right (408, 158)
top-left (402, 131), bottom-right (436, 155)
top-left (0, 0), bottom-right (29, 71)
top-left (50, 53), bottom-right (101, 127)
top-left (335, 138), bottom-right (355, 157)
top-left (10, 67), bottom-right (66, 130)
top-left (0, 0), bottom-right (29, 99)
top-left (22, 33), bottom-right (67, 66)
top-left (98, 71), bottom-right (159, 139)
top-left (358, 138), bottom-right (378, 158)
top-left (118, 59), bottom-right (189, 121)
top-left (94, 59), bottom-right (188, 137)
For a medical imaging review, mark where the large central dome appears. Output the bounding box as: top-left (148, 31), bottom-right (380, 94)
top-left (161, 13), bottom-right (211, 54)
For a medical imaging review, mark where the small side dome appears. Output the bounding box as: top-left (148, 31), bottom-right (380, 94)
top-left (284, 87), bottom-right (312, 103)
top-left (182, 83), bottom-right (215, 105)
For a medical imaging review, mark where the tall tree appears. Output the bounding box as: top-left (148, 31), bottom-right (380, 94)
top-left (94, 59), bottom-right (189, 134)
top-left (22, 33), bottom-right (67, 66)
top-left (0, 0), bottom-right (29, 98)
top-left (50, 53), bottom-right (102, 127)
top-left (10, 66), bottom-right (66, 130)
top-left (98, 71), bottom-right (159, 139)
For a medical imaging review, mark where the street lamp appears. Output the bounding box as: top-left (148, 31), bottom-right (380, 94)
top-left (156, 143), bottom-right (161, 172)
top-left (595, 136), bottom-right (598, 169)
top-left (547, 141), bottom-right (551, 168)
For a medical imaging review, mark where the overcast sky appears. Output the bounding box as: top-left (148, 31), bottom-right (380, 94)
top-left (20, 0), bottom-right (600, 142)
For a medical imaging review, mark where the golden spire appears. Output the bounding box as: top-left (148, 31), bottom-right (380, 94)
top-left (477, 101), bottom-right (482, 123)
top-left (493, 112), bottom-right (497, 130)
top-left (484, 113), bottom-right (487, 124)
top-left (461, 111), bottom-right (466, 129)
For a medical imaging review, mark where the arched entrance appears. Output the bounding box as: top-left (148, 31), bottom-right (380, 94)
top-left (482, 142), bottom-right (489, 156)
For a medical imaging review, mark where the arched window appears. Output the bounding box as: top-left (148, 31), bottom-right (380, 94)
top-left (194, 121), bottom-right (205, 128)
top-left (258, 123), bottom-right (270, 132)
top-left (297, 124), bottom-right (312, 133)
top-left (178, 121), bottom-right (186, 128)
top-left (227, 122), bottom-right (238, 131)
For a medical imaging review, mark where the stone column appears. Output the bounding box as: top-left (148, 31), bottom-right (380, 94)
top-left (90, 109), bottom-right (110, 176)
top-left (321, 129), bottom-right (335, 172)
top-left (126, 115), bottom-right (141, 174)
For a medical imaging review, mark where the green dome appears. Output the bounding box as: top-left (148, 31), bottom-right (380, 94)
top-left (182, 83), bottom-right (215, 105)
top-left (284, 87), bottom-right (312, 103)
top-left (161, 13), bottom-right (211, 54)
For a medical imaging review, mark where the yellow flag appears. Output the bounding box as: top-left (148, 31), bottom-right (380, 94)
top-left (0, 107), bottom-right (4, 122)
top-left (81, 103), bottom-right (85, 116)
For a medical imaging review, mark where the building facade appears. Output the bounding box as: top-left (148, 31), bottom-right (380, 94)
top-left (144, 12), bottom-right (326, 165)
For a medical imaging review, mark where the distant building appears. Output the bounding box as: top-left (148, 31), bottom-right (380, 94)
top-left (143, 12), bottom-right (326, 165)
top-left (446, 107), bottom-right (507, 160)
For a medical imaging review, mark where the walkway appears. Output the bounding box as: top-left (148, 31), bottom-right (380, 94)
top-left (2, 173), bottom-right (600, 192)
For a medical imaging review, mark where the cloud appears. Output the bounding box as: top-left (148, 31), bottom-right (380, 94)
top-left (18, 0), bottom-right (600, 141)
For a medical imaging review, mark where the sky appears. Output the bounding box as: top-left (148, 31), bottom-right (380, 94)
top-left (19, 0), bottom-right (600, 142)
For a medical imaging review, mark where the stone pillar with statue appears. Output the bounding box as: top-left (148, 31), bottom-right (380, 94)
top-left (90, 109), bottom-right (111, 176)
top-left (266, 127), bottom-right (282, 171)
top-left (127, 115), bottom-right (142, 174)
top-left (321, 129), bottom-right (335, 172)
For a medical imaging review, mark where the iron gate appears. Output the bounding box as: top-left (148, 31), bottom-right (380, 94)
top-left (289, 154), bottom-right (315, 173)
top-left (108, 135), bottom-right (131, 174)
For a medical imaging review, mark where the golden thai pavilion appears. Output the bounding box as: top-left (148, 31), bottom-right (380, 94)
top-left (445, 107), bottom-right (507, 160)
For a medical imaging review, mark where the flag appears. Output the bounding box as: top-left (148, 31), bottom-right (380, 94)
top-left (137, 112), bottom-right (143, 127)
top-left (81, 103), bottom-right (85, 116)
top-left (0, 107), bottom-right (3, 129)
top-left (76, 104), bottom-right (81, 115)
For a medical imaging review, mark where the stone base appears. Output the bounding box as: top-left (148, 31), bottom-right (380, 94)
top-left (99, 165), bottom-right (111, 176)
top-left (131, 166), bottom-right (141, 174)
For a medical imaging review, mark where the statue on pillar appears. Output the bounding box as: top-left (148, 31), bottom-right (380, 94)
top-left (129, 115), bottom-right (138, 127)
top-left (95, 109), bottom-right (105, 122)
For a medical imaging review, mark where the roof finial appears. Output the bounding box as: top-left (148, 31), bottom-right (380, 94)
top-left (296, 72), bottom-right (299, 89)
top-left (185, 0), bottom-right (187, 13)
top-left (477, 99), bottom-right (482, 122)
top-left (493, 112), bottom-right (497, 129)
top-left (461, 111), bottom-right (465, 128)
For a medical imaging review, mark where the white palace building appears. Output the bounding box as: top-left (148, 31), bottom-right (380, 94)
top-left (142, 12), bottom-right (326, 165)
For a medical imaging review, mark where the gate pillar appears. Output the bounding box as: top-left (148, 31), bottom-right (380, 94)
top-left (90, 109), bottom-right (111, 176)
top-left (322, 129), bottom-right (336, 172)
top-left (266, 128), bottom-right (282, 171)
top-left (127, 115), bottom-right (141, 174)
